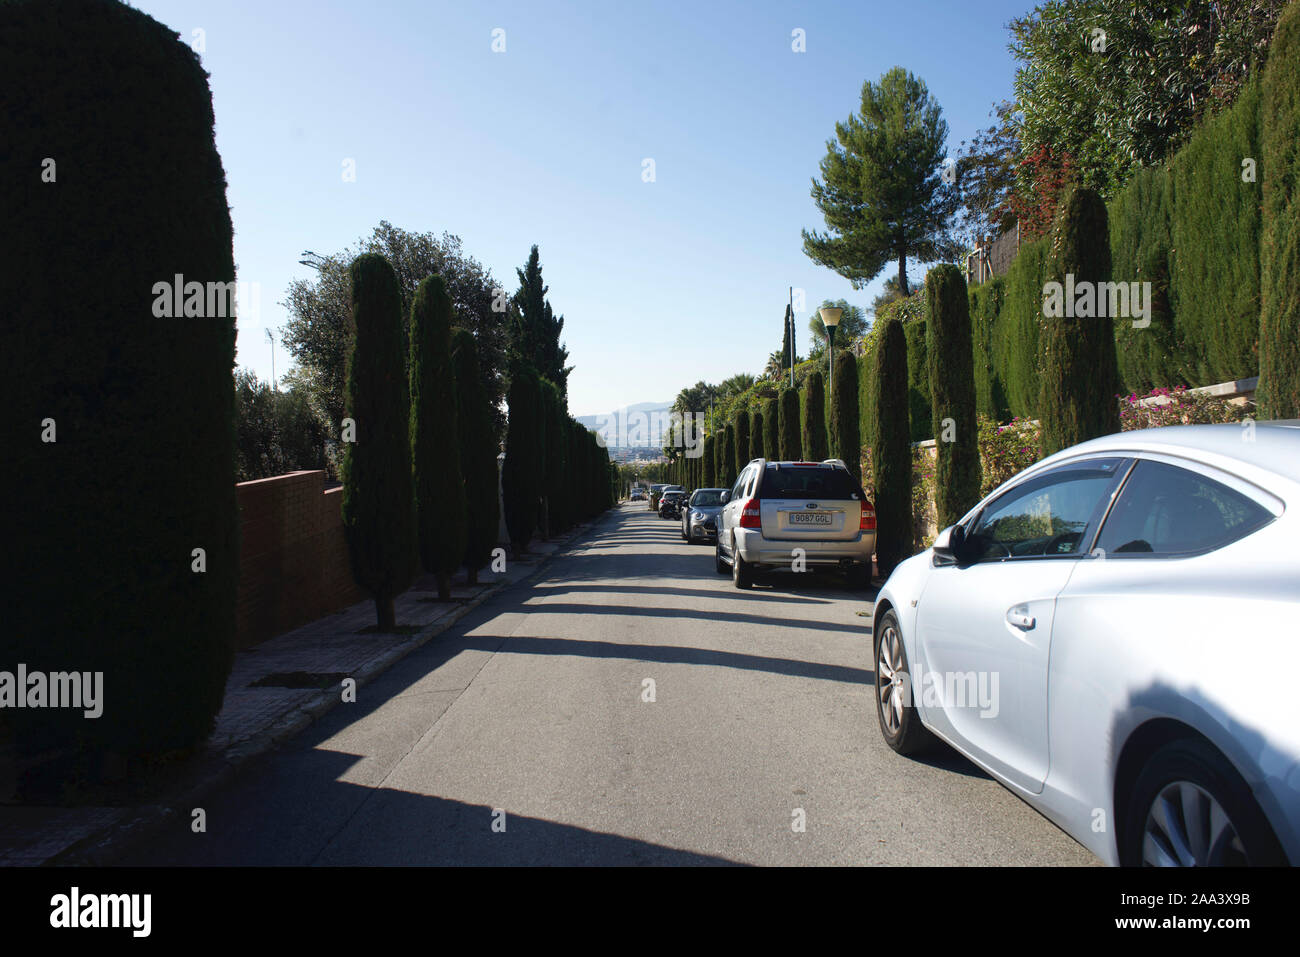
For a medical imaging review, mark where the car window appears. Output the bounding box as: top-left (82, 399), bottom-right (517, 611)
top-left (692, 490), bottom-right (723, 507)
top-left (730, 468), bottom-right (749, 501)
top-left (1095, 460), bottom-right (1274, 557)
top-left (758, 465), bottom-right (861, 500)
top-left (968, 458), bottom-right (1126, 561)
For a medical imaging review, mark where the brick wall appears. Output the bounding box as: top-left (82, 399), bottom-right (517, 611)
top-left (235, 470), bottom-right (366, 649)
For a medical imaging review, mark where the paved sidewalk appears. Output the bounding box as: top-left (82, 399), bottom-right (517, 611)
top-left (0, 520), bottom-right (602, 866)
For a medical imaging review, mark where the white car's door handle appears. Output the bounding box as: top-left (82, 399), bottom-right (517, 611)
top-left (1007, 606), bottom-right (1036, 630)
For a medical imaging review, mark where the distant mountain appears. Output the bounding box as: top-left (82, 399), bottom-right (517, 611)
top-left (575, 400), bottom-right (673, 451)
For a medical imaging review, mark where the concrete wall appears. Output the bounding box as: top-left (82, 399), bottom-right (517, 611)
top-left (235, 470), bottom-right (365, 649)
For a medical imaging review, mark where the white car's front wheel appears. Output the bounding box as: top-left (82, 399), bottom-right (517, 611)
top-left (874, 610), bottom-right (935, 755)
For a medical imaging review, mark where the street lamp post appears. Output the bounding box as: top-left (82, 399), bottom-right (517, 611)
top-left (819, 305), bottom-right (842, 398)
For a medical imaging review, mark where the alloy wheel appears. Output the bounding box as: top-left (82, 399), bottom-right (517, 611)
top-left (876, 622), bottom-right (905, 735)
top-left (1142, 781), bottom-right (1249, 866)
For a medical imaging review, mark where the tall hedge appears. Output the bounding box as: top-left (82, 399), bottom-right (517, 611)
top-left (903, 319), bottom-right (932, 441)
top-left (451, 329), bottom-right (499, 585)
top-left (994, 237), bottom-right (1051, 419)
top-left (1260, 3), bottom-right (1300, 419)
top-left (926, 265), bottom-right (981, 527)
top-left (750, 408), bottom-right (765, 461)
top-left (733, 408), bottom-right (751, 477)
top-left (702, 433), bottom-right (717, 486)
top-left (343, 254), bottom-right (415, 630)
top-left (410, 275), bottom-right (466, 601)
top-left (968, 277), bottom-right (1010, 421)
top-left (829, 347), bottom-right (861, 482)
top-left (1039, 187), bottom-right (1121, 457)
top-left (869, 315), bottom-right (913, 578)
top-left (6, 0), bottom-right (240, 768)
top-left (761, 397), bottom-right (780, 460)
top-left (802, 370), bottom-right (829, 460)
top-left (778, 388), bottom-right (802, 460)
top-left (540, 377), bottom-right (567, 536)
top-left (503, 364), bottom-right (542, 553)
top-left (1107, 166), bottom-right (1180, 392)
top-left (1170, 76), bottom-right (1263, 386)
top-left (721, 423), bottom-right (737, 488)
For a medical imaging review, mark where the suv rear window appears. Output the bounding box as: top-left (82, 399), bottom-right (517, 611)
top-left (758, 465), bottom-right (861, 500)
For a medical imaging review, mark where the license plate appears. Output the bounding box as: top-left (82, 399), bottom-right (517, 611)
top-left (789, 511), bottom-right (833, 526)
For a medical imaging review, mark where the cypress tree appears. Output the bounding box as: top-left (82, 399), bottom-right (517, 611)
top-left (721, 424), bottom-right (737, 488)
top-left (762, 397), bottom-right (780, 460)
top-left (450, 329), bottom-right (499, 585)
top-left (503, 364), bottom-right (542, 554)
top-left (750, 408), bottom-right (765, 461)
top-left (781, 305), bottom-right (794, 370)
top-left (539, 378), bottom-right (567, 536)
top-left (779, 388), bottom-right (802, 460)
top-left (926, 265), bottom-right (981, 527)
top-left (802, 370), bottom-right (829, 461)
top-left (410, 275), bottom-right (467, 601)
top-left (1039, 187), bottom-right (1121, 457)
top-left (733, 408), bottom-right (751, 477)
top-left (829, 347), bottom-right (862, 483)
top-left (869, 315), bottom-right (913, 578)
top-left (6, 0), bottom-right (240, 769)
top-left (343, 253), bottom-right (416, 630)
top-left (1260, 2), bottom-right (1300, 418)
top-left (702, 434), bottom-right (717, 486)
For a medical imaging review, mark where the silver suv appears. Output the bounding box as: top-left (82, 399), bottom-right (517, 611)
top-left (715, 458), bottom-right (876, 589)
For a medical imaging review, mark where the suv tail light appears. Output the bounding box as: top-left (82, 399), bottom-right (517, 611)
top-left (739, 498), bottom-right (763, 529)
top-left (860, 501), bottom-right (876, 531)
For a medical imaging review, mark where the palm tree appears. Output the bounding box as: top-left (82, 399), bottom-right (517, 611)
top-left (763, 351), bottom-right (784, 381)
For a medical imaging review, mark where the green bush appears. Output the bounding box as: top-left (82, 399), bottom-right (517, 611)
top-left (779, 388), bottom-right (801, 461)
top-left (802, 370), bottom-right (829, 460)
top-left (503, 363), bottom-right (542, 552)
top-left (5, 0), bottom-right (241, 768)
top-left (343, 253), bottom-right (416, 631)
top-left (749, 408), bottom-right (764, 461)
top-left (968, 277), bottom-right (1010, 421)
top-left (733, 407), bottom-right (751, 477)
top-left (829, 347), bottom-right (861, 483)
top-left (926, 265), bottom-right (982, 527)
top-left (868, 315), bottom-right (913, 578)
top-left (721, 423), bottom-right (736, 488)
top-left (995, 237), bottom-right (1051, 419)
top-left (1039, 187), bottom-right (1122, 457)
top-left (702, 434), bottom-right (716, 486)
top-left (409, 275), bottom-right (467, 600)
top-left (903, 318), bottom-right (932, 442)
top-left (1260, 3), bottom-right (1300, 418)
top-left (450, 329), bottom-right (499, 585)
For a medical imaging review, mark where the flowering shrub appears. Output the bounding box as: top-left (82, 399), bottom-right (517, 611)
top-left (1118, 386), bottom-right (1252, 431)
top-left (977, 415), bottom-right (1041, 496)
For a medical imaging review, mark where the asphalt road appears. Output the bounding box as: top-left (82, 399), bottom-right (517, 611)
top-left (123, 503), bottom-right (1097, 866)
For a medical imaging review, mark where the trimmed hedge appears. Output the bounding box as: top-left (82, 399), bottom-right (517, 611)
top-left (733, 407), bottom-right (751, 477)
top-left (868, 315), bottom-right (913, 578)
top-left (779, 388), bottom-right (802, 461)
top-left (6, 0), bottom-right (240, 767)
top-left (451, 329), bottom-right (499, 585)
top-left (343, 253), bottom-right (416, 630)
top-left (749, 408), bottom-right (764, 461)
top-left (829, 347), bottom-right (861, 483)
top-left (926, 265), bottom-right (981, 528)
top-left (702, 433), bottom-right (716, 486)
top-left (1039, 187), bottom-right (1121, 457)
top-left (1260, 3), bottom-right (1300, 418)
top-left (762, 397), bottom-right (780, 460)
top-left (410, 275), bottom-right (466, 600)
top-left (802, 370), bottom-right (829, 460)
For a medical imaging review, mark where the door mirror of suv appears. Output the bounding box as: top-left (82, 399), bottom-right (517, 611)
top-left (720, 490), bottom-right (731, 505)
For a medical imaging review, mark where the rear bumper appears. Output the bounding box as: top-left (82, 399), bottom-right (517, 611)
top-left (734, 528), bottom-right (875, 567)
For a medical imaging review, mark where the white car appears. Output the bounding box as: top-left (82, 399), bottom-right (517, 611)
top-left (872, 423), bottom-right (1300, 866)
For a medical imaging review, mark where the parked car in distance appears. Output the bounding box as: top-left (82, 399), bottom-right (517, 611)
top-left (659, 489), bottom-right (686, 519)
top-left (871, 422), bottom-right (1300, 867)
top-left (648, 484), bottom-right (667, 511)
top-left (629, 487), bottom-right (646, 501)
top-left (682, 488), bottom-right (726, 543)
top-left (715, 458), bottom-right (876, 589)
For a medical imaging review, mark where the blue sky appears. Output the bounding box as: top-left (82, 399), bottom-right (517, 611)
top-left (133, 0), bottom-right (1031, 416)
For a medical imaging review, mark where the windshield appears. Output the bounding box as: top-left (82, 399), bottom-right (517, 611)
top-left (691, 491), bottom-right (723, 507)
